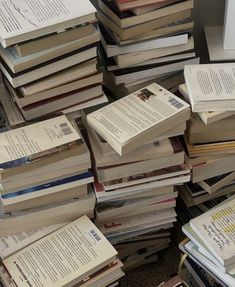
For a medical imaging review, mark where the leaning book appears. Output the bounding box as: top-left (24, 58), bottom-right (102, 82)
top-left (3, 216), bottom-right (118, 287)
top-left (190, 197), bottom-right (235, 267)
top-left (87, 83), bottom-right (190, 155)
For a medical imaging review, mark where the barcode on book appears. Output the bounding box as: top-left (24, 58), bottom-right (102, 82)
top-left (168, 97), bottom-right (184, 109)
top-left (59, 123), bottom-right (73, 135)
top-left (90, 229), bottom-right (101, 241)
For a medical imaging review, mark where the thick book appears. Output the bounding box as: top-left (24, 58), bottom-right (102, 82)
top-left (99, 0), bottom-right (193, 28)
top-left (0, 115), bottom-right (83, 179)
top-left (179, 83), bottom-right (235, 124)
top-left (0, 26), bottom-right (100, 73)
top-left (87, 83), bottom-right (190, 155)
top-left (0, 0), bottom-right (96, 48)
top-left (190, 197), bottom-right (235, 267)
top-left (184, 64), bottom-right (235, 112)
top-left (3, 216), bottom-right (118, 287)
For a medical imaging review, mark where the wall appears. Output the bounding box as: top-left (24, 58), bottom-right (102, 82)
top-left (192, 0), bottom-right (225, 60)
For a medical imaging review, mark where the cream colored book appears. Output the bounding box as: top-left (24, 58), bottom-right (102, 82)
top-left (87, 83), bottom-right (190, 155)
top-left (190, 197), bottom-right (235, 267)
top-left (3, 216), bottom-right (118, 287)
top-left (0, 223), bottom-right (66, 259)
top-left (179, 83), bottom-right (235, 124)
top-left (0, 0), bottom-right (96, 48)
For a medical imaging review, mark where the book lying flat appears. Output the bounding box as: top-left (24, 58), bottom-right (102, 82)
top-left (179, 83), bottom-right (235, 124)
top-left (99, 0), bottom-right (193, 28)
top-left (184, 64), bottom-right (235, 112)
top-left (0, 0), bottom-right (96, 47)
top-left (3, 216), bottom-right (118, 287)
top-left (87, 83), bottom-right (190, 155)
top-left (0, 115), bottom-right (83, 179)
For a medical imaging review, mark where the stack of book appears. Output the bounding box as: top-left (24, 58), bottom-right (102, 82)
top-left (178, 63), bottom-right (235, 209)
top-left (0, 0), bottom-right (107, 121)
top-left (96, 0), bottom-right (199, 99)
top-left (180, 196), bottom-right (235, 287)
top-left (84, 83), bottom-right (191, 268)
top-left (0, 115), bottom-right (96, 236)
top-left (0, 216), bottom-right (124, 287)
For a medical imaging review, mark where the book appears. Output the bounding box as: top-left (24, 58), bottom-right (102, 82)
top-left (3, 216), bottom-right (118, 287)
top-left (97, 9), bottom-right (192, 41)
top-left (179, 83), bottom-right (235, 124)
top-left (1, 172), bottom-right (93, 212)
top-left (20, 59), bottom-right (97, 97)
top-left (114, 0), bottom-right (177, 11)
top-left (0, 223), bottom-right (66, 259)
top-left (17, 85), bottom-right (103, 120)
top-left (6, 72), bottom-right (103, 108)
top-left (131, 0), bottom-right (181, 15)
top-left (182, 223), bottom-right (235, 274)
top-left (0, 26), bottom-right (100, 73)
top-left (197, 172), bottom-right (235, 194)
top-left (13, 24), bottom-right (96, 57)
top-left (190, 197), bottom-right (235, 266)
top-left (0, 115), bottom-right (84, 179)
top-left (87, 83), bottom-right (190, 155)
top-left (184, 64), bottom-right (235, 112)
top-left (0, 44), bottom-right (97, 88)
top-left (111, 57), bottom-right (199, 85)
top-left (100, 23), bottom-right (190, 58)
top-left (0, 0), bottom-right (96, 47)
top-left (99, 0), bottom-right (193, 28)
top-left (0, 192), bottom-right (96, 236)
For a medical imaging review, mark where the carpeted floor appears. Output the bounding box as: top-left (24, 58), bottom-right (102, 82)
top-left (120, 225), bottom-right (184, 286)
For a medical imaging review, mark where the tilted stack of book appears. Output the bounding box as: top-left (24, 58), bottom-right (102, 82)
top-left (0, 115), bottom-right (96, 236)
top-left (177, 63), bottom-right (235, 210)
top-left (0, 0), bottom-right (107, 121)
top-left (180, 196), bottom-right (235, 287)
top-left (84, 83), bottom-right (191, 269)
top-left (96, 0), bottom-right (199, 99)
top-left (0, 216), bottom-right (124, 287)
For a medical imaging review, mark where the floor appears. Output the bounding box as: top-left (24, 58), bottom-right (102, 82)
top-left (120, 225), bottom-right (183, 287)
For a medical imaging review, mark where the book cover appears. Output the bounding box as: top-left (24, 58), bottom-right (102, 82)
top-left (3, 216), bottom-right (118, 287)
top-left (190, 198), bottom-right (235, 266)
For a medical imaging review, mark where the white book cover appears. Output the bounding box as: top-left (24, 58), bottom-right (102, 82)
top-left (0, 223), bottom-right (66, 259)
top-left (184, 64), bottom-right (235, 102)
top-left (0, 0), bottom-right (96, 47)
top-left (3, 216), bottom-right (117, 287)
top-left (0, 115), bottom-right (80, 166)
top-left (190, 197), bottom-right (235, 266)
top-left (87, 83), bottom-right (189, 155)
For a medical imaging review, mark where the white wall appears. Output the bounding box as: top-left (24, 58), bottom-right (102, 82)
top-left (193, 0), bottom-right (225, 60)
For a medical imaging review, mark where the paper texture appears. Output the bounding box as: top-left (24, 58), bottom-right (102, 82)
top-left (0, 224), bottom-right (65, 259)
top-left (190, 198), bottom-right (235, 263)
top-left (185, 64), bottom-right (235, 101)
top-left (3, 216), bottom-right (117, 287)
top-left (87, 83), bottom-right (189, 145)
top-left (0, 0), bottom-right (96, 39)
top-left (0, 115), bottom-right (80, 165)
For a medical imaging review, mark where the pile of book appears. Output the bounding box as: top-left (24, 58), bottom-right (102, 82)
top-left (0, 0), bottom-right (107, 121)
top-left (0, 216), bottom-right (124, 287)
top-left (96, 0), bottom-right (199, 99)
top-left (177, 63), bottom-right (235, 210)
top-left (84, 83), bottom-right (191, 269)
top-left (180, 196), bottom-right (235, 287)
top-left (0, 115), bottom-right (96, 236)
